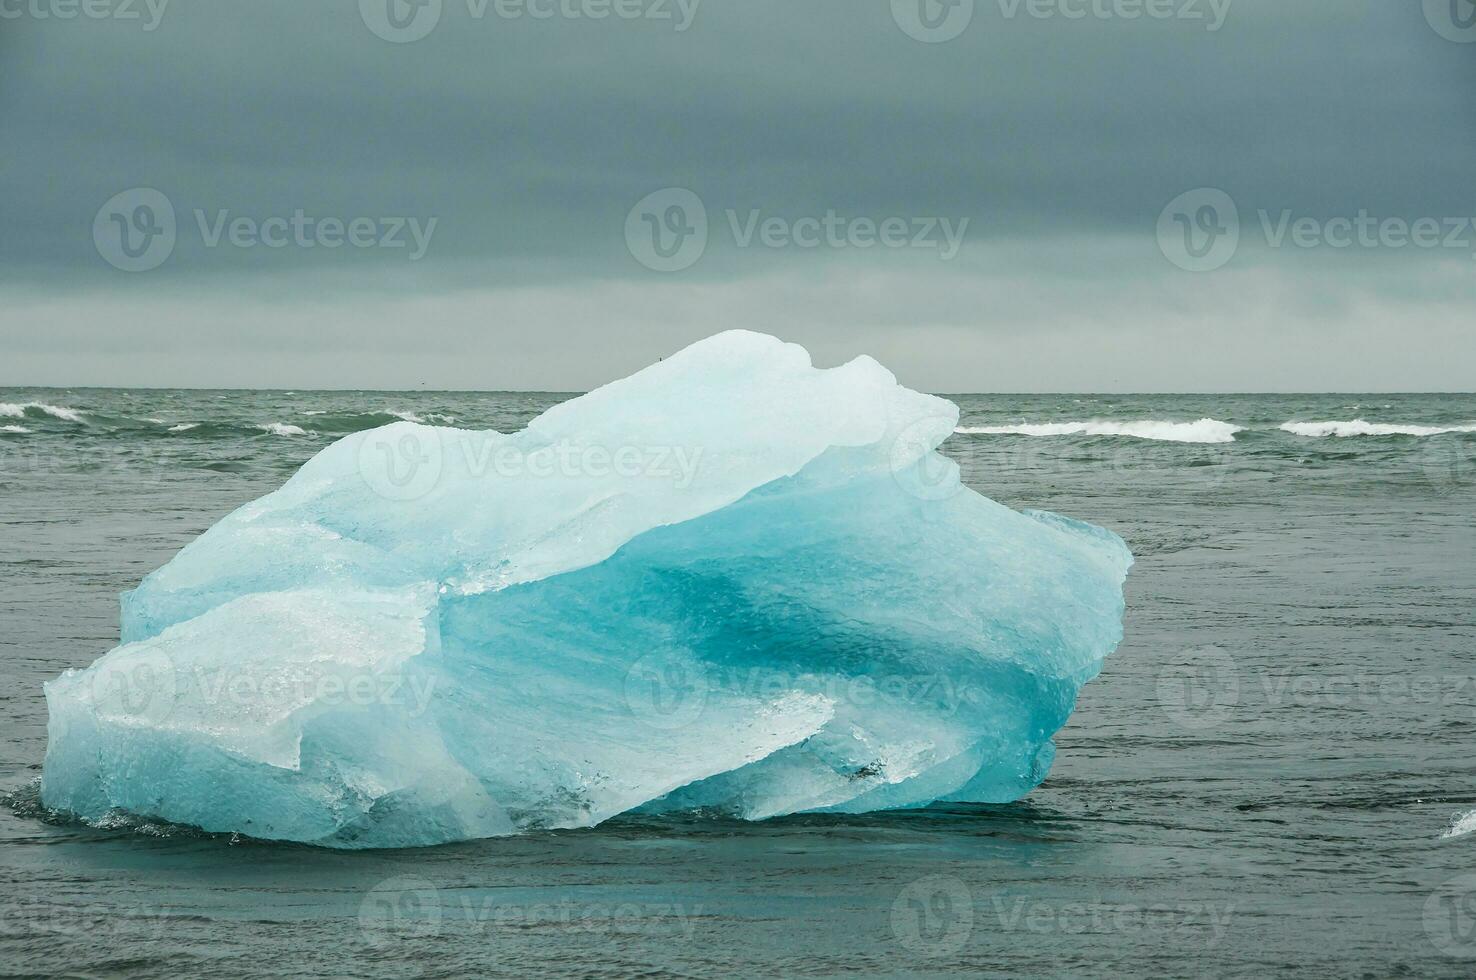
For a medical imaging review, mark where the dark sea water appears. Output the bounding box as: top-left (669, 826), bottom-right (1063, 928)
top-left (2, 389), bottom-right (1474, 978)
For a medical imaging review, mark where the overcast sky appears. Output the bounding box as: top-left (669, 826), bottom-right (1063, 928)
top-left (1, 0), bottom-right (1473, 391)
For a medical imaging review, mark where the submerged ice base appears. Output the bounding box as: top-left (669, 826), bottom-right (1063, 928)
top-left (40, 332), bottom-right (1132, 848)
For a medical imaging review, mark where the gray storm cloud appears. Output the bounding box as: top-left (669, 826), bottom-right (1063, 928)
top-left (1, 0), bottom-right (1472, 388)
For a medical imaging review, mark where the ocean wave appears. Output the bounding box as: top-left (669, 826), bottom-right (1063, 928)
top-left (157, 421), bottom-right (267, 438)
top-left (1280, 420), bottom-right (1476, 438)
top-left (0, 402), bottom-right (85, 423)
top-left (954, 419), bottom-right (1242, 444)
top-left (295, 409), bottom-right (457, 432)
top-left (260, 422), bottom-right (308, 437)
top-left (1, 424), bottom-right (31, 434)
top-left (1442, 810), bottom-right (1476, 839)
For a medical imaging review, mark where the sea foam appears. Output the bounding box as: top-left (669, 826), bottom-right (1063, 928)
top-left (955, 419), bottom-right (1242, 444)
top-left (0, 402), bottom-right (85, 423)
top-left (1281, 420), bottom-right (1476, 438)
top-left (1443, 810), bottom-right (1476, 839)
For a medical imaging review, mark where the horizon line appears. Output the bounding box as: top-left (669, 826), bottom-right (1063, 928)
top-left (2, 384), bottom-right (1475, 397)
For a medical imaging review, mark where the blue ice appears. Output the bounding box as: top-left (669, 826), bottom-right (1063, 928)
top-left (40, 332), bottom-right (1131, 847)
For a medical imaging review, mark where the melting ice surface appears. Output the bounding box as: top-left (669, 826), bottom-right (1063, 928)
top-left (40, 332), bottom-right (1132, 848)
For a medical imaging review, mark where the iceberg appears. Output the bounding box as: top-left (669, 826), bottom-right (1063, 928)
top-left (39, 331), bottom-right (1132, 848)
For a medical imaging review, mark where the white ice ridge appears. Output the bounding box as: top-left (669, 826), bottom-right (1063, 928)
top-left (955, 419), bottom-right (1242, 444)
top-left (40, 331), bottom-right (1132, 849)
top-left (1281, 420), bottom-right (1476, 438)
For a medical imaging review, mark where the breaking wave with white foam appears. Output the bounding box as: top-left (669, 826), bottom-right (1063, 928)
top-left (0, 402), bottom-right (84, 423)
top-left (259, 423), bottom-right (307, 437)
top-left (955, 419), bottom-right (1242, 444)
top-left (1280, 420), bottom-right (1476, 438)
top-left (1, 424), bottom-right (31, 434)
top-left (1442, 810), bottom-right (1476, 839)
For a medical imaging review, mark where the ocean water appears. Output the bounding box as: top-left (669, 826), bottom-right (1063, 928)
top-left (1, 389), bottom-right (1474, 978)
